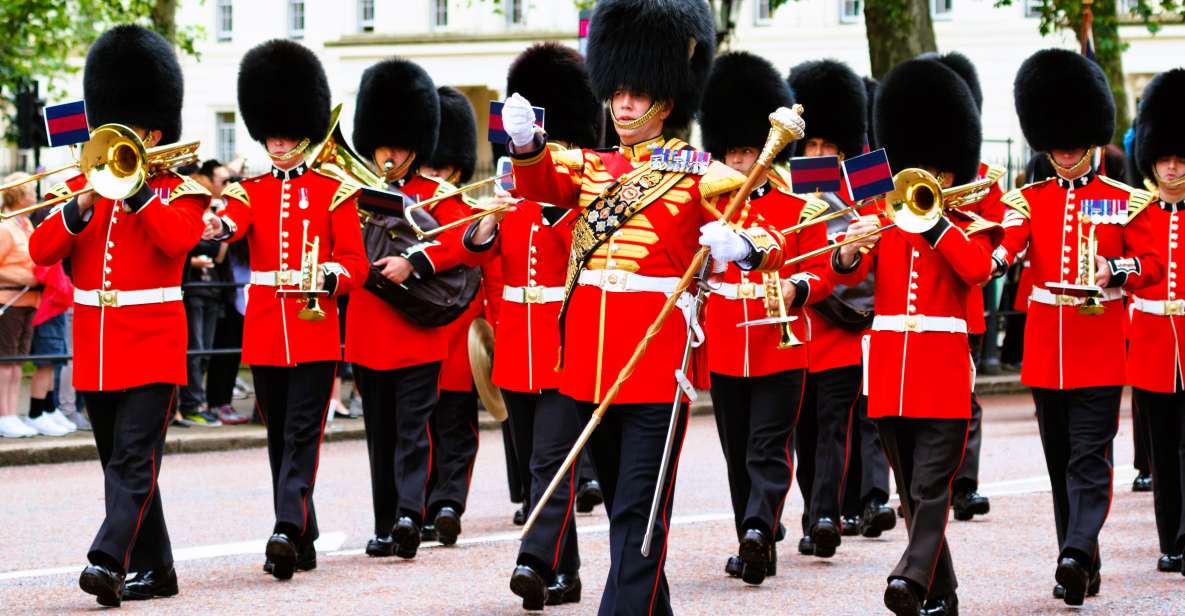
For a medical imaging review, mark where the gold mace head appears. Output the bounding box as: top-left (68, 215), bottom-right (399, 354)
top-left (758, 105), bottom-right (806, 167)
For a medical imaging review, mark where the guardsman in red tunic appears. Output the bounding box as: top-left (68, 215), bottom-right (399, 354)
top-left (835, 59), bottom-right (1001, 616)
top-left (501, 2), bottom-right (793, 613)
top-left (1127, 69), bottom-right (1185, 575)
top-left (787, 58), bottom-right (896, 558)
top-left (418, 86), bottom-right (485, 547)
top-left (994, 49), bottom-right (1163, 606)
top-left (343, 58), bottom-right (456, 560)
top-left (697, 51), bottom-right (831, 586)
top-left (207, 40), bottom-right (368, 581)
top-left (463, 42), bottom-right (601, 610)
top-left (30, 26), bottom-right (206, 607)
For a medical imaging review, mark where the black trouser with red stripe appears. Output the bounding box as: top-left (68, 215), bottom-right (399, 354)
top-left (798, 366), bottom-right (861, 531)
top-left (877, 416), bottom-right (970, 600)
top-left (954, 334), bottom-right (986, 493)
top-left (504, 389), bottom-right (582, 581)
top-left (710, 369), bottom-right (803, 539)
top-left (1033, 386), bottom-right (1121, 571)
top-left (354, 361), bottom-right (439, 532)
top-left (427, 389), bottom-right (480, 518)
top-left (84, 383), bottom-right (177, 573)
top-left (251, 361), bottom-right (336, 546)
top-left (1135, 387), bottom-right (1185, 555)
top-left (577, 401), bottom-right (687, 616)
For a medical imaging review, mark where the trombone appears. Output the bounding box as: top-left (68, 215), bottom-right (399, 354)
top-left (403, 173), bottom-right (514, 239)
top-left (0, 124), bottom-right (199, 220)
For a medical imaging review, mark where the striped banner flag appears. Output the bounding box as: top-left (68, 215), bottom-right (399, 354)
top-left (43, 100), bottom-right (89, 148)
top-left (843, 149), bottom-right (895, 202)
top-left (788, 156), bottom-right (841, 194)
top-left (488, 100), bottom-right (545, 144)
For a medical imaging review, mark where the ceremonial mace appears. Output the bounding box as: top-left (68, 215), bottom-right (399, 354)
top-left (519, 106), bottom-right (806, 546)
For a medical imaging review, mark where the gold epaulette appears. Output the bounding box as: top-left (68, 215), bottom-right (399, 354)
top-left (983, 163), bottom-right (1006, 186)
top-left (45, 181), bottom-right (73, 201)
top-left (1096, 175), bottom-right (1155, 223)
top-left (427, 176), bottom-right (457, 197)
top-left (551, 148), bottom-right (586, 172)
top-left (699, 160), bottom-right (746, 199)
top-left (1000, 185), bottom-right (1036, 219)
top-left (797, 196), bottom-right (830, 225)
top-left (167, 172), bottom-right (211, 202)
top-left (960, 210), bottom-right (1002, 236)
top-left (329, 178), bottom-right (362, 212)
top-left (222, 181), bottom-right (250, 206)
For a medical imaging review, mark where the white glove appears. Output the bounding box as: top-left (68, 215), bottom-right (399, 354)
top-left (698, 221), bottom-right (750, 264)
top-left (503, 93), bottom-right (538, 148)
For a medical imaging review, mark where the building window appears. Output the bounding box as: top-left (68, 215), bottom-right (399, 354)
top-left (289, 0), bottom-right (305, 38)
top-left (840, 0), bottom-right (863, 23)
top-left (931, 0), bottom-right (953, 19)
top-left (755, 0), bottom-right (773, 25)
top-left (216, 112), bottom-right (236, 166)
top-left (506, 0), bottom-right (524, 26)
top-left (216, 0), bottom-right (233, 41)
top-left (1023, 0), bottom-right (1041, 18)
top-left (432, 0), bottom-right (448, 28)
top-left (358, 0), bottom-right (374, 32)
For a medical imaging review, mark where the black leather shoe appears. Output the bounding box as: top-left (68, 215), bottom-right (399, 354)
top-left (810, 517), bottom-right (841, 558)
top-left (952, 491), bottom-right (990, 521)
top-left (434, 507), bottom-right (462, 546)
top-left (1133, 473), bottom-right (1153, 492)
top-left (509, 564), bottom-right (548, 611)
top-left (366, 535), bottom-right (396, 557)
top-left (1053, 574), bottom-right (1099, 600)
top-left (738, 528), bottom-right (771, 585)
top-left (392, 517), bottom-right (421, 559)
top-left (840, 515), bottom-right (860, 536)
top-left (295, 541), bottom-right (316, 572)
top-left (265, 533), bottom-right (298, 580)
top-left (123, 566), bottom-right (178, 601)
top-left (1055, 556), bottom-right (1089, 606)
top-left (921, 593), bottom-right (958, 616)
top-left (860, 501), bottom-right (897, 538)
top-left (421, 524), bottom-right (438, 543)
top-left (576, 480), bottom-right (603, 513)
top-left (79, 564), bottom-right (125, 607)
top-left (725, 555), bottom-right (743, 578)
top-left (513, 505), bottom-right (526, 526)
top-left (1159, 553), bottom-right (1184, 572)
top-left (797, 535), bottom-right (815, 556)
top-left (546, 573), bottom-right (581, 605)
top-left (883, 577), bottom-right (922, 616)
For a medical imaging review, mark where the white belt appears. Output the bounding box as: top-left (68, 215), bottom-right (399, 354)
top-left (502, 285), bottom-right (564, 304)
top-left (1133, 296), bottom-right (1185, 316)
top-left (1030, 286), bottom-right (1122, 307)
top-left (576, 268), bottom-right (703, 347)
top-left (709, 281), bottom-right (766, 300)
top-left (74, 286), bottom-right (182, 308)
top-left (250, 270), bottom-right (301, 287)
top-left (872, 314), bottom-right (967, 334)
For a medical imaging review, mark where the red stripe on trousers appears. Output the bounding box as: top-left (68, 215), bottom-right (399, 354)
top-left (302, 365), bottom-right (338, 536)
top-left (774, 375), bottom-right (809, 523)
top-left (927, 418), bottom-right (971, 594)
top-left (122, 387), bottom-right (176, 569)
top-left (648, 411), bottom-right (688, 616)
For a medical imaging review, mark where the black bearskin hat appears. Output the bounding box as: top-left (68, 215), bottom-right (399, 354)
top-left (84, 25), bottom-right (184, 145)
top-left (1135, 69), bottom-right (1185, 184)
top-left (508, 43), bottom-right (601, 149)
top-left (353, 58), bottom-right (440, 168)
top-left (238, 39), bottom-right (330, 145)
top-left (1014, 48), bottom-right (1115, 152)
top-left (787, 59), bottom-right (867, 158)
top-left (427, 87), bottom-right (477, 184)
top-left (863, 77), bottom-right (879, 151)
top-left (700, 52), bottom-right (794, 161)
top-left (586, 0), bottom-right (715, 131)
top-left (918, 51), bottom-right (982, 111)
top-left (876, 59), bottom-right (982, 185)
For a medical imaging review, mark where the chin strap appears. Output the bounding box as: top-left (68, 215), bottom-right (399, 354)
top-left (1047, 147), bottom-right (1095, 180)
top-left (268, 137), bottom-right (311, 162)
top-left (611, 100), bottom-right (667, 131)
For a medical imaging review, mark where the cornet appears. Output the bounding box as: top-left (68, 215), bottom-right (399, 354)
top-left (275, 220), bottom-right (329, 321)
top-left (735, 273), bottom-right (803, 348)
top-left (1046, 210), bottom-right (1105, 315)
top-left (0, 124), bottom-right (199, 220)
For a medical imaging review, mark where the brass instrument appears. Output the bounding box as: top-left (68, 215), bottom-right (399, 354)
top-left (1046, 210), bottom-right (1105, 315)
top-left (468, 317), bottom-right (508, 422)
top-left (733, 273), bottom-right (803, 348)
top-left (403, 173), bottom-right (514, 239)
top-left (308, 104), bottom-right (386, 190)
top-left (0, 124), bottom-right (199, 220)
top-left (275, 220), bottom-right (328, 321)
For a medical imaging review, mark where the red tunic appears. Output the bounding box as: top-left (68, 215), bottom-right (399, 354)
top-left (344, 174), bottom-right (473, 371)
top-left (962, 162), bottom-right (1006, 335)
top-left (220, 165), bottom-right (368, 367)
top-left (30, 172), bottom-right (207, 390)
top-left (1127, 201), bottom-right (1185, 393)
top-left (805, 187), bottom-right (870, 373)
top-left (512, 136), bottom-right (787, 404)
top-left (704, 178), bottom-right (831, 377)
top-left (835, 213), bottom-right (1001, 419)
top-left (997, 173), bottom-right (1162, 389)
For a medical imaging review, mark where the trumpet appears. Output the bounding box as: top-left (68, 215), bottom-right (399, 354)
top-left (0, 124), bottom-right (199, 220)
top-left (403, 173), bottom-right (514, 239)
top-left (1046, 211), bottom-right (1105, 315)
top-left (735, 273), bottom-right (803, 348)
top-left (275, 220), bottom-right (328, 321)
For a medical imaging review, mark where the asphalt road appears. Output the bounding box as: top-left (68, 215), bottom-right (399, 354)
top-left (1, 392), bottom-right (1181, 615)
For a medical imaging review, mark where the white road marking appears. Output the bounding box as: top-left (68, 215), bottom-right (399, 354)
top-left (0, 468), bottom-right (1139, 582)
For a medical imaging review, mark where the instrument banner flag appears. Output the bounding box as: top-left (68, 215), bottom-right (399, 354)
top-left (789, 155), bottom-right (841, 194)
top-left (844, 149), bottom-right (895, 202)
top-left (43, 100), bottom-right (89, 148)
top-left (488, 100), bottom-right (545, 144)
